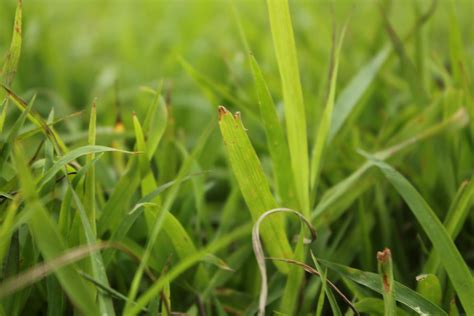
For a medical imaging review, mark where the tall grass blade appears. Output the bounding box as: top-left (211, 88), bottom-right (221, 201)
top-left (266, 0), bottom-right (309, 214)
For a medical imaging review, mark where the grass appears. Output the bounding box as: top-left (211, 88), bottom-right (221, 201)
top-left (0, 0), bottom-right (473, 315)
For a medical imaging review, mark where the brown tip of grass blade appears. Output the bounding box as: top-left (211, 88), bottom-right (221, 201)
top-left (376, 248), bottom-right (391, 263)
top-left (218, 105), bottom-right (229, 121)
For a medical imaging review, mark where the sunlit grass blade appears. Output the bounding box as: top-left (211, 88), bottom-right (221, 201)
top-left (218, 106), bottom-right (292, 272)
top-left (12, 144), bottom-right (99, 315)
top-left (249, 55), bottom-right (294, 207)
top-left (266, 0), bottom-right (309, 214)
top-left (363, 154), bottom-right (474, 314)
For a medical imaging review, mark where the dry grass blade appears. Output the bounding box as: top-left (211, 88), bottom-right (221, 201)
top-left (252, 208), bottom-right (316, 316)
top-left (0, 242), bottom-right (111, 299)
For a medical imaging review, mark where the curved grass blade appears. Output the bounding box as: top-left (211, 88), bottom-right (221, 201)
top-left (363, 154), bottom-right (474, 314)
top-left (266, 0), bottom-right (309, 214)
top-left (251, 208), bottom-right (316, 316)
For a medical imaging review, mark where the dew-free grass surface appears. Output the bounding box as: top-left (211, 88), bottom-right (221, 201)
top-left (1, 0), bottom-right (473, 315)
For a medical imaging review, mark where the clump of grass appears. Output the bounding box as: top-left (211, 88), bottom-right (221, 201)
top-left (0, 0), bottom-right (473, 315)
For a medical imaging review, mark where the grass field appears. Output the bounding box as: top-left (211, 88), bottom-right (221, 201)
top-left (0, 0), bottom-right (473, 315)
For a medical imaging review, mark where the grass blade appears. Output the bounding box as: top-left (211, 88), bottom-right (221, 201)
top-left (266, 0), bottom-right (309, 214)
top-left (249, 55), bottom-right (295, 207)
top-left (309, 23), bottom-right (347, 195)
top-left (376, 248), bottom-right (396, 316)
top-left (12, 144), bottom-right (99, 315)
top-left (218, 106), bottom-right (292, 272)
top-left (364, 154), bottom-right (474, 314)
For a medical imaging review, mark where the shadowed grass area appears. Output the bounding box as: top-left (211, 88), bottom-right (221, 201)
top-left (0, 0), bottom-right (473, 314)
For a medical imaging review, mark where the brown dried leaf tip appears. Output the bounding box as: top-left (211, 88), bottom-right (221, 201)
top-left (376, 248), bottom-right (391, 263)
top-left (218, 105), bottom-right (229, 121)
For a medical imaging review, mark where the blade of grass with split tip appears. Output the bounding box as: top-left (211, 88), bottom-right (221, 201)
top-left (218, 106), bottom-right (292, 273)
top-left (12, 144), bottom-right (99, 316)
top-left (320, 260), bottom-right (447, 315)
top-left (0, 0), bottom-right (22, 133)
top-left (423, 178), bottom-right (474, 274)
top-left (376, 248), bottom-right (396, 316)
top-left (363, 154), bottom-right (474, 314)
top-left (128, 223), bottom-right (252, 315)
top-left (310, 23), bottom-right (347, 196)
top-left (328, 46), bottom-right (391, 142)
top-left (249, 55), bottom-right (295, 207)
top-left (266, 0), bottom-right (309, 214)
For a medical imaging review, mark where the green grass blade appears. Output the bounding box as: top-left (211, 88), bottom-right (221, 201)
top-left (249, 55), bottom-right (295, 207)
top-left (0, 0), bottom-right (22, 132)
top-left (321, 260), bottom-right (447, 315)
top-left (85, 100), bottom-right (97, 235)
top-left (310, 24), bottom-right (347, 195)
top-left (364, 154), bottom-right (474, 314)
top-left (12, 144), bottom-right (99, 315)
top-left (328, 46), bottom-right (390, 142)
top-left (218, 106), bottom-right (292, 273)
top-left (129, 224), bottom-right (251, 315)
top-left (376, 248), bottom-right (396, 316)
top-left (38, 145), bottom-right (133, 189)
top-left (423, 178), bottom-right (474, 273)
top-left (266, 0), bottom-right (309, 214)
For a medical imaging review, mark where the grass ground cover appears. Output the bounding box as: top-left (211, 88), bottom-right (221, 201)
top-left (0, 0), bottom-right (473, 314)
